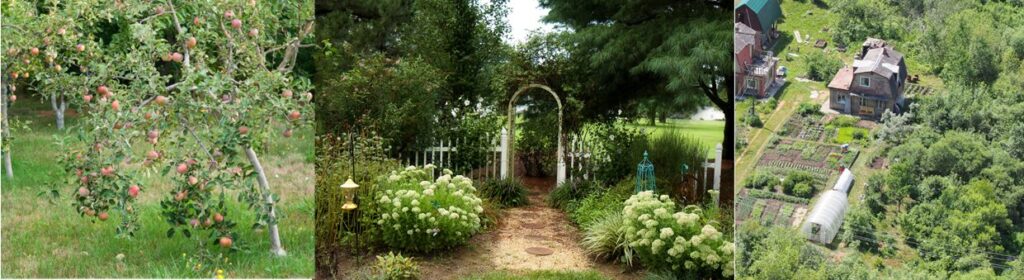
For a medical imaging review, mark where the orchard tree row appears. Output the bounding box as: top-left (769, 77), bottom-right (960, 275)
top-left (1, 0), bottom-right (314, 260)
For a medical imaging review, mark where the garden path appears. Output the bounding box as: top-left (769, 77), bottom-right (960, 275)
top-left (417, 176), bottom-right (638, 279)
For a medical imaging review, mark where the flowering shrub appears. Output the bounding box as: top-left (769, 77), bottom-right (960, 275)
top-left (375, 165), bottom-right (484, 252)
top-left (622, 191), bottom-right (735, 277)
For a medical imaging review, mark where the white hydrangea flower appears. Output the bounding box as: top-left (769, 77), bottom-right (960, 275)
top-left (380, 195), bottom-right (391, 204)
top-left (424, 189), bottom-right (434, 196)
top-left (407, 229), bottom-right (413, 235)
top-left (411, 199), bottom-right (420, 206)
top-left (412, 207), bottom-right (420, 213)
top-left (402, 207), bottom-right (409, 212)
top-left (393, 200), bottom-right (401, 208)
top-left (660, 228), bottom-right (674, 239)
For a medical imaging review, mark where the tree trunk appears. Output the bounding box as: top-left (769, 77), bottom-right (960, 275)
top-left (647, 108), bottom-right (657, 126)
top-left (658, 112), bottom-right (668, 123)
top-left (1, 75), bottom-right (12, 179)
top-left (244, 147), bottom-right (287, 256)
top-left (51, 93), bottom-right (66, 130)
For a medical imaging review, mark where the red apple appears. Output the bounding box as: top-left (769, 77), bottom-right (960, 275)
top-left (57, 28), bottom-right (66, 35)
top-left (155, 6), bottom-right (164, 15)
top-left (155, 95), bottom-right (168, 105)
top-left (84, 95), bottom-right (93, 102)
top-left (97, 85), bottom-right (109, 96)
top-left (8, 95), bottom-right (16, 102)
top-left (101, 166), bottom-right (115, 176)
top-left (146, 150), bottom-right (160, 160)
top-left (175, 191), bottom-right (188, 201)
top-left (231, 19), bottom-right (242, 29)
top-left (76, 44), bottom-right (85, 52)
top-left (85, 208), bottom-right (96, 216)
top-left (219, 236), bottom-right (232, 248)
top-left (214, 213), bottom-right (224, 223)
top-left (190, 219), bottom-right (200, 227)
top-left (223, 10), bottom-right (234, 19)
top-left (171, 52), bottom-right (183, 62)
top-left (54, 64), bottom-right (62, 72)
top-left (78, 187), bottom-right (91, 197)
top-left (30, 47), bottom-right (39, 56)
top-left (193, 16), bottom-right (201, 25)
top-left (128, 185), bottom-right (140, 198)
top-left (248, 28), bottom-right (259, 37)
top-left (288, 111), bottom-right (301, 121)
top-left (186, 37), bottom-right (197, 49)
top-left (204, 218), bottom-right (213, 227)
top-left (162, 53), bottom-right (172, 61)
top-left (111, 100), bottom-right (120, 111)
top-left (9, 72), bottom-right (17, 79)
top-left (238, 126), bottom-right (249, 135)
top-left (144, 112), bottom-right (154, 120)
top-left (281, 89), bottom-right (293, 98)
top-left (176, 163), bottom-right (189, 174)
top-left (282, 129), bottom-right (293, 138)
top-left (98, 212), bottom-right (109, 221)
top-left (188, 176), bottom-right (199, 185)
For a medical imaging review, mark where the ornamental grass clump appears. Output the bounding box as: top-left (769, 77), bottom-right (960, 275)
top-left (622, 191), bottom-right (735, 278)
top-left (375, 165), bottom-right (484, 252)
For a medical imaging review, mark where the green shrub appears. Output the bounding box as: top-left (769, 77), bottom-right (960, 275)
top-left (792, 182), bottom-right (814, 198)
top-left (804, 52), bottom-right (844, 81)
top-left (631, 131), bottom-right (710, 199)
top-left (746, 111), bottom-right (764, 128)
top-left (782, 171), bottom-right (817, 197)
top-left (548, 179), bottom-right (601, 211)
top-left (371, 252), bottom-right (419, 280)
top-left (829, 115), bottom-right (860, 128)
top-left (581, 211), bottom-right (635, 267)
top-left (478, 178), bottom-right (528, 208)
top-left (570, 191), bottom-right (629, 227)
top-left (591, 124), bottom-right (648, 185)
top-left (621, 191), bottom-right (734, 277)
top-left (798, 102), bottom-right (822, 116)
top-left (742, 172), bottom-right (779, 191)
top-left (374, 165), bottom-right (484, 252)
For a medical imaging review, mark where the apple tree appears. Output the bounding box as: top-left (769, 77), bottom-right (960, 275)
top-left (44, 0), bottom-right (313, 261)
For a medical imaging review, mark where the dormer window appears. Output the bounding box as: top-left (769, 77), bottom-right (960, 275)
top-left (859, 77), bottom-right (870, 87)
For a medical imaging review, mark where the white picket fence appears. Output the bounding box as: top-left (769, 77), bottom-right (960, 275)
top-left (395, 129), bottom-right (723, 197)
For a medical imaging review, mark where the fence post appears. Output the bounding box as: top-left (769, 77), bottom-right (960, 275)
top-left (500, 128), bottom-right (508, 179)
top-left (713, 143), bottom-right (722, 204)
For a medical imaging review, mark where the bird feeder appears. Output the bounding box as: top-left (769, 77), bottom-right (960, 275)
top-left (635, 151), bottom-right (656, 193)
top-left (340, 177), bottom-right (359, 211)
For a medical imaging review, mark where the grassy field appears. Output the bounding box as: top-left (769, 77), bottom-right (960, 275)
top-left (622, 118), bottom-right (726, 158)
top-left (834, 127), bottom-right (869, 144)
top-left (1, 96), bottom-right (314, 278)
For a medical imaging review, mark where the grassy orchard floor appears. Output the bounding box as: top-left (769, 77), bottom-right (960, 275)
top-left (0, 96), bottom-right (315, 278)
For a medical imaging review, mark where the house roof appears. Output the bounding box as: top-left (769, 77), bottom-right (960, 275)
top-left (736, 0), bottom-right (782, 35)
top-left (854, 47), bottom-right (904, 78)
top-left (828, 66), bottom-right (854, 90)
top-left (735, 22), bottom-right (757, 54)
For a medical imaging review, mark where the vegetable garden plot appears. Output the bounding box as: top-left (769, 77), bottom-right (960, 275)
top-left (781, 115), bottom-right (834, 142)
top-left (905, 83), bottom-right (936, 97)
top-left (736, 189), bottom-right (808, 227)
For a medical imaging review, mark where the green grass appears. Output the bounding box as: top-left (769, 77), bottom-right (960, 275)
top-left (834, 127), bottom-right (868, 144)
top-left (621, 118), bottom-right (725, 158)
top-left (459, 270), bottom-right (610, 280)
top-left (1, 96), bottom-right (314, 278)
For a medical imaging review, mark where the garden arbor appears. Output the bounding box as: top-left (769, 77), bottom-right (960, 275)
top-left (505, 84), bottom-right (566, 186)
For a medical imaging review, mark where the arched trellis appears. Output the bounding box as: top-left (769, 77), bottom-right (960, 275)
top-left (505, 84), bottom-right (566, 186)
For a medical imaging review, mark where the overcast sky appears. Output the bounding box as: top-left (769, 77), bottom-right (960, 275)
top-left (504, 0), bottom-right (555, 45)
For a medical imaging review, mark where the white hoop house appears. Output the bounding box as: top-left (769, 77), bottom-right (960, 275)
top-left (832, 169), bottom-right (854, 193)
top-left (801, 190), bottom-right (849, 244)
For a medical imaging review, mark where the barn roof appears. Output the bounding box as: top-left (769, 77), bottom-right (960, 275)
top-left (736, 0), bottom-right (782, 35)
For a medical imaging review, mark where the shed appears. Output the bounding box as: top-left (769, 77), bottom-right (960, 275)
top-left (801, 190), bottom-right (848, 244)
top-left (735, 0), bottom-right (782, 36)
top-left (832, 169), bottom-right (854, 193)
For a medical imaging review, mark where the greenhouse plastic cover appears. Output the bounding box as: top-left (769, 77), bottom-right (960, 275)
top-left (832, 169), bottom-right (854, 193)
top-left (801, 190), bottom-right (849, 244)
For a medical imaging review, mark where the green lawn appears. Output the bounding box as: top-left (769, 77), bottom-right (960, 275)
top-left (1, 96), bottom-right (314, 278)
top-left (622, 118), bottom-right (726, 158)
top-left (834, 127), bottom-right (868, 144)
